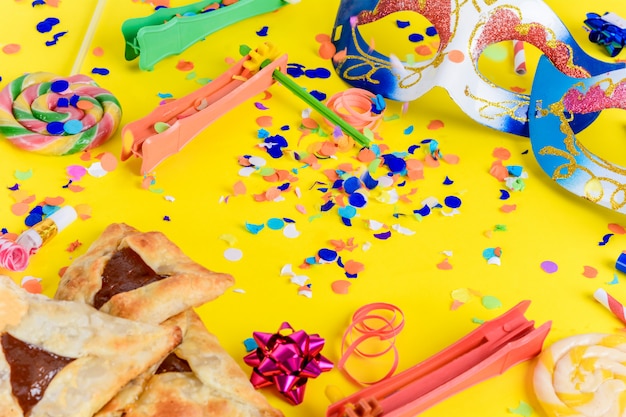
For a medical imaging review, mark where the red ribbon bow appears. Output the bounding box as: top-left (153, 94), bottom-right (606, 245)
top-left (243, 322), bottom-right (333, 405)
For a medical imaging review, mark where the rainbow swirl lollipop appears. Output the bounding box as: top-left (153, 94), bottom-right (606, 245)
top-left (0, 72), bottom-right (122, 155)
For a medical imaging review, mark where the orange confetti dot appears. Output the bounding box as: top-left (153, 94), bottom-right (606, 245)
top-left (2, 44), bottom-right (21, 54)
top-left (357, 148), bottom-right (377, 163)
top-left (489, 161), bottom-right (508, 181)
top-left (500, 204), bottom-right (517, 213)
top-left (318, 41), bottom-right (336, 60)
top-left (301, 117), bottom-right (319, 130)
top-left (256, 115), bottom-right (273, 127)
top-left (58, 266), bottom-right (68, 277)
top-left (608, 223), bottom-right (626, 234)
top-left (319, 141), bottom-right (338, 156)
top-left (176, 60), bottom-right (194, 71)
top-left (92, 47), bottom-right (104, 57)
top-left (68, 184), bottom-right (85, 192)
top-left (76, 100), bottom-right (94, 110)
top-left (450, 299), bottom-right (464, 310)
top-left (492, 147), bottom-right (511, 160)
top-left (74, 203), bottom-right (92, 220)
top-left (510, 86), bottom-right (526, 93)
top-left (224, 56), bottom-right (236, 65)
top-left (442, 153), bottom-right (460, 164)
top-left (331, 280), bottom-right (351, 294)
top-left (80, 151), bottom-right (92, 161)
top-left (99, 152), bottom-right (118, 172)
top-left (415, 45), bottom-right (432, 56)
top-left (582, 265), bottom-right (598, 278)
top-left (232, 180), bottom-right (246, 196)
top-left (315, 33), bottom-right (331, 43)
top-left (265, 187), bottom-right (281, 201)
top-left (333, 48), bottom-right (347, 63)
top-left (427, 120), bottom-right (444, 130)
top-left (448, 49), bottom-right (465, 63)
top-left (437, 259), bottom-right (453, 270)
top-left (11, 202), bottom-right (30, 216)
top-left (44, 196), bottom-right (65, 206)
top-left (22, 279), bottom-right (42, 294)
top-left (344, 260), bottom-right (364, 275)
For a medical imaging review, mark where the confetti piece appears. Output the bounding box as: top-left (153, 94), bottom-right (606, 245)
top-left (74, 203), bottom-right (92, 220)
top-left (87, 162), bottom-right (107, 177)
top-left (331, 280), bottom-right (351, 294)
top-left (540, 260), bottom-right (558, 274)
top-left (493, 147), bottom-right (511, 160)
top-left (481, 295), bottom-right (502, 309)
top-left (224, 247), bottom-right (243, 261)
top-left (256, 115), bottom-right (273, 127)
top-left (11, 202), bottom-right (30, 216)
top-left (437, 258), bottom-right (453, 270)
top-left (98, 152), bottom-right (118, 172)
top-left (599, 233), bottom-right (614, 246)
top-left (14, 169), bottom-right (33, 181)
top-left (582, 265), bottom-right (598, 278)
top-left (2, 44), bottom-right (21, 54)
top-left (500, 204), bottom-right (517, 213)
top-left (508, 400), bottom-right (533, 417)
top-left (343, 259), bottom-right (364, 275)
top-left (92, 46), bottom-right (104, 56)
top-left (233, 180), bottom-right (246, 196)
top-left (283, 223), bottom-right (300, 238)
top-left (21, 277), bottom-right (42, 294)
top-left (243, 337), bottom-right (258, 352)
top-left (91, 67), bottom-right (109, 76)
top-left (176, 60), bottom-right (194, 71)
top-left (427, 120), bottom-right (444, 130)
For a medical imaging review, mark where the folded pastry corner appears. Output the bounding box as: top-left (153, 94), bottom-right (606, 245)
top-left (0, 275), bottom-right (182, 417)
top-left (118, 309), bottom-right (285, 417)
top-left (55, 222), bottom-right (234, 324)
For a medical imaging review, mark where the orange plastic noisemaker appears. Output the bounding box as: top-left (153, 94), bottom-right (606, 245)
top-left (326, 300), bottom-right (551, 417)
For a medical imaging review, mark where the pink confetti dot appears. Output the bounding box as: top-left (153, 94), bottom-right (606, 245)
top-left (2, 44), bottom-right (21, 54)
top-left (540, 260), bottom-right (558, 274)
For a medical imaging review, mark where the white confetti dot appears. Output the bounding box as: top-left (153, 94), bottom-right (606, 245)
top-left (283, 223), bottom-right (300, 238)
top-left (224, 247), bottom-right (243, 261)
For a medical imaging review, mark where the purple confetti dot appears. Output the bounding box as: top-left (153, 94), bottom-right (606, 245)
top-left (540, 260), bottom-right (558, 274)
top-left (255, 102), bottom-right (269, 110)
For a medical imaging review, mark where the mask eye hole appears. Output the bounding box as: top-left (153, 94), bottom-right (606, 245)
top-left (356, 10), bottom-right (441, 63)
top-left (476, 41), bottom-right (541, 95)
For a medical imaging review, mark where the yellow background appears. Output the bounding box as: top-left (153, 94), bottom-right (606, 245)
top-left (2, 0), bottom-right (626, 416)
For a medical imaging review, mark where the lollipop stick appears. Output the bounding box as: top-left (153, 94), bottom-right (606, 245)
top-left (70, 0), bottom-right (107, 75)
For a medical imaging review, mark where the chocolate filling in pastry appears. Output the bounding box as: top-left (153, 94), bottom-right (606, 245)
top-left (1, 333), bottom-right (76, 415)
top-left (93, 247), bottom-right (170, 309)
top-left (155, 353), bottom-right (192, 374)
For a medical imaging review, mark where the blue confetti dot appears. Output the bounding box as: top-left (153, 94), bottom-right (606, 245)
top-left (499, 189), bottom-right (511, 200)
top-left (267, 218), bottom-right (285, 230)
top-left (444, 195), bottom-right (462, 209)
top-left (91, 67), bottom-right (110, 76)
top-left (383, 154), bottom-right (406, 173)
top-left (404, 125), bottom-right (414, 135)
top-left (343, 177), bottom-right (361, 194)
top-left (414, 204), bottom-right (431, 217)
top-left (425, 26), bottom-right (438, 36)
top-left (64, 119), bottom-right (83, 134)
top-left (243, 338), bottom-right (258, 352)
top-left (50, 79), bottom-right (69, 93)
top-left (36, 17), bottom-right (60, 33)
top-left (286, 63), bottom-right (305, 77)
top-left (32, 0), bottom-right (46, 5)
top-left (304, 68), bottom-right (331, 79)
top-left (320, 200), bottom-right (336, 212)
top-left (338, 205), bottom-right (357, 219)
top-left (361, 171), bottom-right (378, 190)
top-left (309, 90), bottom-right (326, 101)
top-left (396, 20), bottom-right (410, 28)
top-left (245, 222), bottom-right (265, 234)
top-left (341, 217), bottom-right (352, 226)
top-left (318, 248), bottom-right (338, 262)
top-left (45, 31), bottom-right (67, 46)
top-left (408, 144), bottom-right (420, 154)
top-left (348, 193), bottom-right (367, 208)
top-left (408, 33), bottom-right (424, 42)
top-left (56, 97), bottom-right (69, 107)
top-left (46, 121), bottom-right (64, 135)
top-left (69, 94), bottom-right (80, 106)
top-left (443, 176), bottom-right (454, 185)
top-left (256, 26), bottom-right (269, 36)
top-left (280, 125), bottom-right (290, 131)
top-left (25, 213), bottom-right (43, 227)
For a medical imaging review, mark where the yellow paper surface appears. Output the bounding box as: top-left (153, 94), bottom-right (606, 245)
top-left (1, 0), bottom-right (626, 416)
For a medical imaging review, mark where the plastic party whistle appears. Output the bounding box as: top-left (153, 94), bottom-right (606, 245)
top-left (326, 300), bottom-right (551, 417)
top-left (121, 46), bottom-right (288, 174)
top-left (122, 0), bottom-right (299, 71)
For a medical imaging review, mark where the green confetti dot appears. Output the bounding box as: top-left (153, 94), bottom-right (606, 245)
top-left (508, 400), bottom-right (533, 417)
top-left (483, 43), bottom-right (508, 61)
top-left (481, 295), bottom-right (502, 309)
top-left (154, 122), bottom-right (170, 133)
top-left (14, 169), bottom-right (33, 181)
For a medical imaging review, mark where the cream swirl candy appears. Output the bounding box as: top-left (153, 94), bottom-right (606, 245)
top-left (533, 333), bottom-right (626, 417)
top-left (0, 72), bottom-right (121, 155)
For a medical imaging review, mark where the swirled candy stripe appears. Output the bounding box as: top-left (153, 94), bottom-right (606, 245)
top-left (533, 333), bottom-right (626, 417)
top-left (0, 72), bottom-right (122, 155)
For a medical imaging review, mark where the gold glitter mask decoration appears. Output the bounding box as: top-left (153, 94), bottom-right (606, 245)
top-left (330, 0), bottom-right (623, 137)
top-left (529, 56), bottom-right (626, 214)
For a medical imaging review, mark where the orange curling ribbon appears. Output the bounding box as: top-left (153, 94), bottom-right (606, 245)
top-left (324, 88), bottom-right (385, 132)
top-left (338, 302), bottom-right (405, 386)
